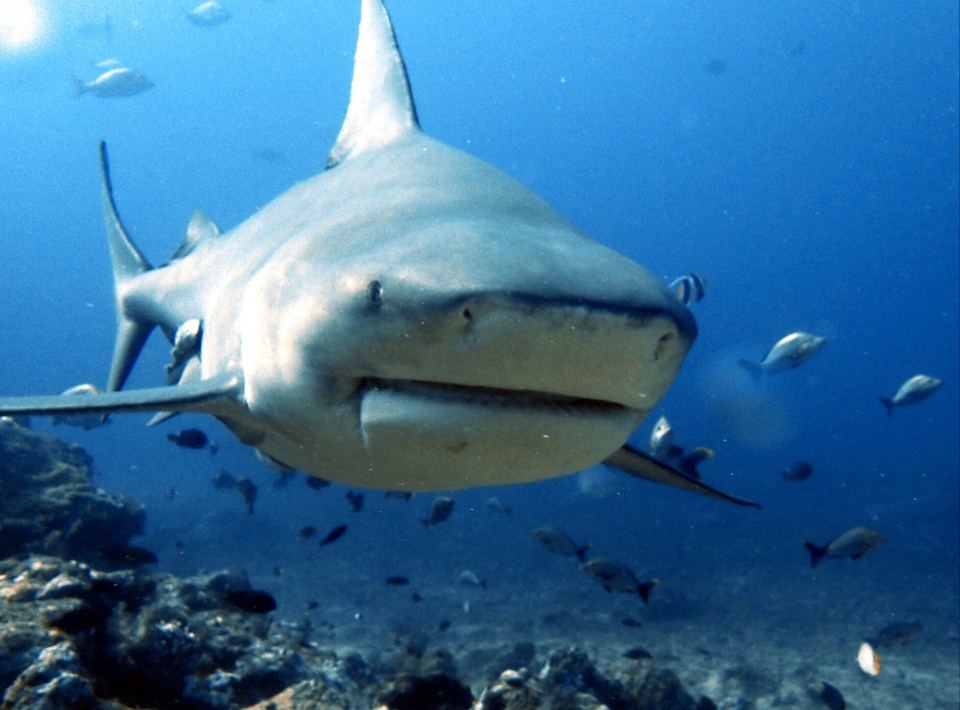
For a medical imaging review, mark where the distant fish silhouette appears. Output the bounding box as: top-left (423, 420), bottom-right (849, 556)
top-left (704, 59), bottom-right (727, 76)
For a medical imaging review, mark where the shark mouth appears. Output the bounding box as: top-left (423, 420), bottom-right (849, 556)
top-left (357, 377), bottom-right (634, 416)
top-left (354, 377), bottom-right (643, 488)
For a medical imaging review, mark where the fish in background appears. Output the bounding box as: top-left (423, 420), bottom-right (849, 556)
top-left (856, 642), bottom-right (881, 676)
top-left (457, 570), bottom-right (487, 589)
top-left (531, 527), bottom-right (591, 563)
top-left (808, 681), bottom-right (845, 710)
top-left (803, 526), bottom-right (888, 567)
top-left (421, 496), bottom-right (454, 528)
top-left (737, 331), bottom-right (826, 379)
top-left (781, 460), bottom-right (813, 481)
top-left (167, 428), bottom-right (209, 449)
top-left (73, 68), bottom-right (153, 98)
top-left (667, 273), bottom-right (707, 306)
top-left (187, 1), bottom-right (231, 27)
top-left (485, 497), bottom-right (512, 515)
top-left (648, 416), bottom-right (715, 479)
top-left (346, 490), bottom-right (365, 512)
top-left (580, 557), bottom-right (658, 603)
top-left (234, 477), bottom-right (257, 514)
top-left (51, 384), bottom-right (110, 430)
top-left (868, 621), bottom-right (923, 648)
top-left (879, 374), bottom-right (943, 415)
top-left (318, 524), bottom-right (347, 546)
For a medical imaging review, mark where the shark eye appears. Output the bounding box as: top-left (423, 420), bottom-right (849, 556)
top-left (367, 280), bottom-right (383, 307)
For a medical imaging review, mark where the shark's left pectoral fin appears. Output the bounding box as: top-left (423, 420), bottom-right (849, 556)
top-left (0, 373), bottom-right (242, 420)
top-left (604, 444), bottom-right (761, 509)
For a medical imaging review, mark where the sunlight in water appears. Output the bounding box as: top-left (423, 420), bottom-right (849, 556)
top-left (0, 0), bottom-right (47, 53)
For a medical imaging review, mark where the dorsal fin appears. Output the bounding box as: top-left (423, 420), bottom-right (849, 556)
top-left (171, 209), bottom-right (221, 261)
top-left (99, 140), bottom-right (155, 394)
top-left (326, 0), bottom-right (420, 169)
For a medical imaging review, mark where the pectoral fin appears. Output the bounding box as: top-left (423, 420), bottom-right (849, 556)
top-left (603, 444), bottom-right (761, 509)
top-left (0, 373), bottom-right (242, 419)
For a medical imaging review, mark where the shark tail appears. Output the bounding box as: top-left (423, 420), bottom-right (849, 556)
top-left (803, 540), bottom-right (827, 568)
top-left (879, 397), bottom-right (895, 416)
top-left (99, 141), bottom-right (156, 393)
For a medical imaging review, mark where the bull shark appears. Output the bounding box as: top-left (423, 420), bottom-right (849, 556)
top-left (0, 0), bottom-right (758, 507)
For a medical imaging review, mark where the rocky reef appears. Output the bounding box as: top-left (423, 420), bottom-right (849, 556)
top-left (0, 421), bottom-right (717, 709)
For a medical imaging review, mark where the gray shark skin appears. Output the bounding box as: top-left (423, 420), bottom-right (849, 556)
top-left (0, 0), bottom-right (758, 507)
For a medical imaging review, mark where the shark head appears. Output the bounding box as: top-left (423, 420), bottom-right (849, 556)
top-left (234, 132), bottom-right (696, 488)
top-left (0, 0), bottom-right (707, 496)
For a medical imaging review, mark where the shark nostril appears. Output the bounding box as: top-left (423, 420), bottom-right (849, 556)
top-left (654, 331), bottom-right (675, 362)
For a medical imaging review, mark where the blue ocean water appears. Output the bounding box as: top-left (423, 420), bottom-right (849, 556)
top-left (1, 0), bottom-right (957, 700)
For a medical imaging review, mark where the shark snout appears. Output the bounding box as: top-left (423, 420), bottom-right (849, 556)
top-left (401, 291), bottom-right (695, 412)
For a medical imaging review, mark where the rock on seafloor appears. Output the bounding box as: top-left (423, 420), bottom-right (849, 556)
top-left (0, 421), bottom-right (716, 709)
top-left (0, 419), bottom-right (145, 568)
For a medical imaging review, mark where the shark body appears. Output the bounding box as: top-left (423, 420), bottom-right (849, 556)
top-left (0, 0), bottom-right (757, 506)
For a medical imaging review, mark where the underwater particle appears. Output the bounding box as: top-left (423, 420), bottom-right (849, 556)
top-left (166, 428), bottom-right (209, 449)
top-left (879, 374), bottom-right (943, 415)
top-left (411, 592), bottom-right (423, 603)
top-left (802, 527), bottom-right (888, 567)
top-left (385, 576), bottom-right (409, 586)
top-left (420, 496), bottom-right (454, 528)
top-left (319, 524), bottom-right (348, 546)
top-left (297, 526), bottom-right (317, 541)
top-left (530, 527), bottom-right (591, 562)
top-left (224, 589), bottom-right (277, 614)
top-left (623, 646), bottom-right (653, 660)
top-left (781, 460), bottom-right (813, 481)
top-left (809, 681), bottom-right (845, 710)
top-left (856, 642), bottom-right (880, 676)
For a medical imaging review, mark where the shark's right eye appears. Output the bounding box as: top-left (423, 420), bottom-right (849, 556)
top-left (367, 280), bottom-right (383, 307)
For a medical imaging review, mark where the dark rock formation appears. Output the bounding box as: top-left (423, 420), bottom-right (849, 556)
top-left (0, 420), bottom-right (145, 568)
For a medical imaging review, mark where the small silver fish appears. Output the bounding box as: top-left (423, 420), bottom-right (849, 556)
top-left (803, 526), bottom-right (888, 567)
top-left (648, 416), bottom-right (682, 461)
top-left (580, 557), bottom-right (658, 603)
top-left (531, 527), bottom-right (591, 562)
top-left (485, 496), bottom-right (512, 515)
top-left (188, 1), bottom-right (231, 27)
top-left (51, 384), bottom-right (109, 430)
top-left (668, 273), bottom-right (707, 306)
top-left (738, 331), bottom-right (826, 378)
top-left (73, 68), bottom-right (153, 98)
top-left (456, 570), bottom-right (487, 589)
top-left (880, 374), bottom-right (942, 415)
